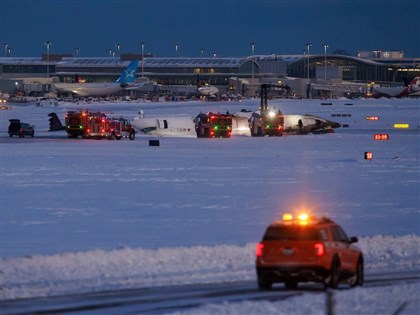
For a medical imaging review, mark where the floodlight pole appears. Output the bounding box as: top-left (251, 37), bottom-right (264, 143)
top-left (306, 43), bottom-right (312, 80)
top-left (140, 42), bottom-right (146, 77)
top-left (175, 43), bottom-right (180, 56)
top-left (323, 43), bottom-right (329, 81)
top-left (44, 41), bottom-right (52, 77)
top-left (250, 42), bottom-right (256, 80)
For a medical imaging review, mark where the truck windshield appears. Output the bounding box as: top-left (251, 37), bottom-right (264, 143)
top-left (263, 226), bottom-right (322, 241)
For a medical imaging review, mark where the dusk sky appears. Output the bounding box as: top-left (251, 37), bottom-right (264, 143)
top-left (1, 0), bottom-right (418, 58)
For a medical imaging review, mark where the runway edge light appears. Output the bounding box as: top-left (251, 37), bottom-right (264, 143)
top-left (364, 151), bottom-right (373, 161)
top-left (394, 123), bottom-right (409, 129)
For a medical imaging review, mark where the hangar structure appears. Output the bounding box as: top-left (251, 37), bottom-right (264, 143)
top-left (0, 52), bottom-right (418, 98)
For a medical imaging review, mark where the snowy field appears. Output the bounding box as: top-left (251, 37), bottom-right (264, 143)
top-left (1, 98), bottom-right (419, 313)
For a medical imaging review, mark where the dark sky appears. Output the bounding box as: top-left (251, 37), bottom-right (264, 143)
top-left (1, 0), bottom-right (419, 58)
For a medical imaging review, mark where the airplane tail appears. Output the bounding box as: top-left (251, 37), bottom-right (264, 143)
top-left (410, 77), bottom-right (419, 87)
top-left (116, 60), bottom-right (139, 84)
top-left (48, 112), bottom-right (66, 131)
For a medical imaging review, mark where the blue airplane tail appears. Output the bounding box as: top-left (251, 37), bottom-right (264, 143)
top-left (116, 60), bottom-right (139, 84)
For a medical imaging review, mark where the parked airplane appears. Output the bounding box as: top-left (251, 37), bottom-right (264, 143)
top-left (197, 75), bottom-right (219, 97)
top-left (371, 77), bottom-right (420, 98)
top-left (0, 92), bottom-right (10, 102)
top-left (407, 77), bottom-right (420, 96)
top-left (131, 108), bottom-right (340, 137)
top-left (54, 60), bottom-right (141, 97)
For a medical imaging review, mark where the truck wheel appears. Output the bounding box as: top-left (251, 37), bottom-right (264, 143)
top-left (108, 132), bottom-right (116, 140)
top-left (258, 276), bottom-right (272, 291)
top-left (326, 258), bottom-right (341, 289)
top-left (284, 280), bottom-right (298, 289)
top-left (129, 131), bottom-right (135, 140)
top-left (349, 257), bottom-right (364, 287)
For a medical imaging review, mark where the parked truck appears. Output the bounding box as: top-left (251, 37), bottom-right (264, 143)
top-left (49, 111), bottom-right (135, 140)
top-left (194, 112), bottom-right (233, 138)
top-left (249, 84), bottom-right (284, 137)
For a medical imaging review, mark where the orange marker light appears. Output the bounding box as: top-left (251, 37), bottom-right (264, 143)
top-left (282, 213), bottom-right (293, 221)
top-left (297, 213), bottom-right (309, 221)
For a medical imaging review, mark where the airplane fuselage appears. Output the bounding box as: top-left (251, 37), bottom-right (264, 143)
top-left (54, 60), bottom-right (140, 97)
top-left (131, 116), bottom-right (197, 137)
top-left (131, 112), bottom-right (340, 137)
top-left (371, 77), bottom-right (420, 98)
top-left (372, 86), bottom-right (408, 98)
top-left (54, 83), bottom-right (124, 97)
top-left (198, 85), bottom-right (219, 96)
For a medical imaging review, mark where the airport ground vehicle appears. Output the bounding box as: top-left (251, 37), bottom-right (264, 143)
top-left (194, 112), bottom-right (233, 138)
top-left (8, 119), bottom-right (35, 137)
top-left (64, 111), bottom-right (135, 140)
top-left (256, 213), bottom-right (364, 290)
top-left (249, 84), bottom-right (284, 136)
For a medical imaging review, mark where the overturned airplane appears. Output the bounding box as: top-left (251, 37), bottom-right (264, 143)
top-left (131, 110), bottom-right (340, 138)
top-left (131, 83), bottom-right (340, 138)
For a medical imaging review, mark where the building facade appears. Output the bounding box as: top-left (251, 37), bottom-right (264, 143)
top-left (1, 51), bottom-right (418, 97)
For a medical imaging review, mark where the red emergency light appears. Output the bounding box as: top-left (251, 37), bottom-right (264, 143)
top-left (364, 152), bottom-right (373, 160)
top-left (366, 116), bottom-right (379, 120)
top-left (374, 134), bottom-right (389, 141)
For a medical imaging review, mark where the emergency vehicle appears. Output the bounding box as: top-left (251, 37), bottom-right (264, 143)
top-left (64, 110), bottom-right (135, 140)
top-left (256, 213), bottom-right (364, 290)
top-left (249, 84), bottom-right (284, 137)
top-left (194, 112), bottom-right (233, 138)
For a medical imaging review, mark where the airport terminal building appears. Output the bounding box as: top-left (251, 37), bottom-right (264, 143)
top-left (1, 50), bottom-right (418, 98)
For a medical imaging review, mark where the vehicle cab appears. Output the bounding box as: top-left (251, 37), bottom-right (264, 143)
top-left (256, 213), bottom-right (363, 290)
top-left (194, 112), bottom-right (233, 138)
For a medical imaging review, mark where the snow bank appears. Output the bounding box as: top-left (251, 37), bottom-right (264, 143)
top-left (2, 235), bottom-right (419, 300)
top-left (166, 283), bottom-right (420, 315)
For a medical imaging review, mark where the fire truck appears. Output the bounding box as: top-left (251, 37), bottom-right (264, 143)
top-left (194, 112), bottom-right (233, 138)
top-left (64, 110), bottom-right (136, 140)
top-left (249, 84), bottom-right (284, 137)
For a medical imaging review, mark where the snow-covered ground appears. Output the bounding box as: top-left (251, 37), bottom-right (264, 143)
top-left (1, 98), bottom-right (419, 313)
top-left (166, 282), bottom-right (420, 315)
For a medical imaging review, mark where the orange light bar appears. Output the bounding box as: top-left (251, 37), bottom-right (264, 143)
top-left (366, 116), bottom-right (379, 120)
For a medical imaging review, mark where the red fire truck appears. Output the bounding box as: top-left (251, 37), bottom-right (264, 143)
top-left (249, 84), bottom-right (284, 137)
top-left (64, 110), bottom-right (136, 140)
top-left (194, 112), bottom-right (233, 138)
